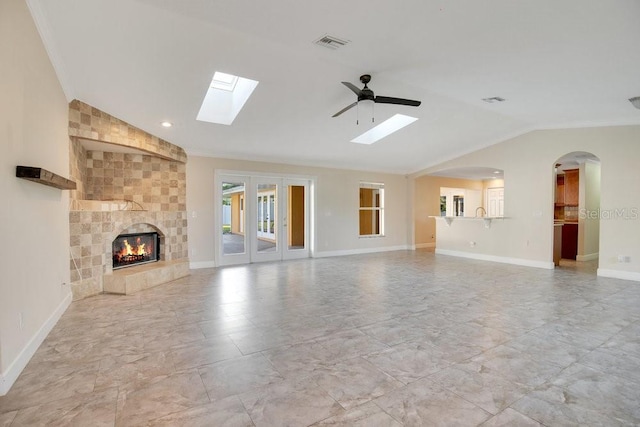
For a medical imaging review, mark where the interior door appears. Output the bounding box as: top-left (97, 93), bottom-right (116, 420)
top-left (218, 174), bottom-right (250, 266)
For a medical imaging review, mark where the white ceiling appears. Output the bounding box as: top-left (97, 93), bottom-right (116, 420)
top-left (29, 0), bottom-right (640, 174)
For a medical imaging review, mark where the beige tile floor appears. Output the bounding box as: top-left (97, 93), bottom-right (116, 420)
top-left (1, 250), bottom-right (639, 426)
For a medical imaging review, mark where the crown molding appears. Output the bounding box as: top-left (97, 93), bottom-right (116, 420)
top-left (25, 0), bottom-right (75, 101)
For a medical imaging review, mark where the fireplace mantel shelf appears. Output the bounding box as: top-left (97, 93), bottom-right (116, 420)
top-left (16, 166), bottom-right (77, 190)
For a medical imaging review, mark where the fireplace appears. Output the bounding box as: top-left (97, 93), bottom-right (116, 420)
top-left (112, 232), bottom-right (160, 270)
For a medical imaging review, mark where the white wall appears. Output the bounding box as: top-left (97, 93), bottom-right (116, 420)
top-left (413, 126), bottom-right (640, 279)
top-left (187, 156), bottom-right (410, 266)
top-left (0, 0), bottom-right (72, 395)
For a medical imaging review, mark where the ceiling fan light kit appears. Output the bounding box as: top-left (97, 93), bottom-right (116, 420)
top-left (333, 74), bottom-right (421, 122)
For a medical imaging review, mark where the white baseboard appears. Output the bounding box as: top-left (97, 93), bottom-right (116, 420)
top-left (435, 249), bottom-right (555, 270)
top-left (415, 243), bottom-right (436, 249)
top-left (0, 291), bottom-right (72, 396)
top-left (597, 268), bottom-right (640, 282)
top-left (313, 245), bottom-right (411, 258)
top-left (189, 261), bottom-right (216, 269)
top-left (576, 252), bottom-right (599, 262)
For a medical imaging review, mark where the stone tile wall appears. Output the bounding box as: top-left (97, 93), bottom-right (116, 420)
top-left (69, 209), bottom-right (188, 300)
top-left (84, 151), bottom-right (186, 212)
top-left (68, 100), bottom-right (189, 300)
top-left (69, 138), bottom-right (88, 201)
top-left (69, 100), bottom-right (187, 163)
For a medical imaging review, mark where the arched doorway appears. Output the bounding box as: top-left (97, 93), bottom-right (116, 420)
top-left (552, 152), bottom-right (601, 273)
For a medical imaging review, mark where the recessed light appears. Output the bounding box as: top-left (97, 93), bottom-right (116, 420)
top-left (161, 121), bottom-right (173, 128)
top-left (493, 171), bottom-right (501, 174)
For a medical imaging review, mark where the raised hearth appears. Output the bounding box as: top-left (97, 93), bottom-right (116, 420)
top-left (103, 259), bottom-right (189, 295)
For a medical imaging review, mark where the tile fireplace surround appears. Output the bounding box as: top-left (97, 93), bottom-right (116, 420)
top-left (68, 100), bottom-right (189, 300)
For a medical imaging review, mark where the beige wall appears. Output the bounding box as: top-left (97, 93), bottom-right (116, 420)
top-left (413, 176), bottom-right (484, 247)
top-left (578, 161), bottom-right (601, 259)
top-left (187, 156), bottom-right (410, 265)
top-left (412, 125), bottom-right (640, 277)
top-left (0, 0), bottom-right (71, 393)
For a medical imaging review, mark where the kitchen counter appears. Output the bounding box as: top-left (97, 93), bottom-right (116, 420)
top-left (429, 216), bottom-right (506, 228)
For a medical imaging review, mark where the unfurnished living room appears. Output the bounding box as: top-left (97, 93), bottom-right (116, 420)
top-left (2, 0), bottom-right (640, 425)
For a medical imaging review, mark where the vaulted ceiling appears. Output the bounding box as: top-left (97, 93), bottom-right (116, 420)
top-left (29, 0), bottom-right (640, 174)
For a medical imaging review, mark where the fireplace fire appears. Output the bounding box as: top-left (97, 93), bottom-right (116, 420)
top-left (112, 232), bottom-right (159, 269)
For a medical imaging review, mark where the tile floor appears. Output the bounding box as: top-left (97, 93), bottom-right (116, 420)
top-left (1, 250), bottom-right (640, 426)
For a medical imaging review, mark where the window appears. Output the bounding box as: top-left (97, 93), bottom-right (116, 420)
top-left (359, 182), bottom-right (384, 236)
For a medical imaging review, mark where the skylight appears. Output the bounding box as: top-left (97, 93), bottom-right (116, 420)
top-left (197, 72), bottom-right (258, 125)
top-left (210, 72), bottom-right (238, 91)
top-left (351, 114), bottom-right (418, 145)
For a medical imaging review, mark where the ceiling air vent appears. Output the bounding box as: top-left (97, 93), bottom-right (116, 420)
top-left (314, 35), bottom-right (349, 50)
top-left (482, 97), bottom-right (506, 103)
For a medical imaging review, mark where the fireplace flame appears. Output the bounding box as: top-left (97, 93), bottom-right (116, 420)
top-left (122, 238), bottom-right (146, 256)
top-left (113, 233), bottom-right (157, 269)
top-left (114, 237), bottom-right (149, 265)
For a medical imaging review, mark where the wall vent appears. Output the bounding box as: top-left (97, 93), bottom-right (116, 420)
top-left (314, 35), bottom-right (349, 50)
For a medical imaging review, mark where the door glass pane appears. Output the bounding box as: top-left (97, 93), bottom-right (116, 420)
top-left (287, 185), bottom-right (305, 249)
top-left (257, 183), bottom-right (277, 253)
top-left (222, 181), bottom-right (245, 254)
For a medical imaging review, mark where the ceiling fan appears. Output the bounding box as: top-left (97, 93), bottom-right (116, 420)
top-left (332, 74), bottom-right (421, 119)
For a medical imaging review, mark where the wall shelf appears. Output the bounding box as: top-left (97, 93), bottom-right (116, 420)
top-left (16, 166), bottom-right (76, 190)
top-left (429, 216), bottom-right (506, 229)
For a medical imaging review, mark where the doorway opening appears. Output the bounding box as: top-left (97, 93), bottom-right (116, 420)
top-left (552, 152), bottom-right (601, 272)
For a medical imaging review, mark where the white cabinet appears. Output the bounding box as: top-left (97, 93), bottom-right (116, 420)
top-left (486, 187), bottom-right (504, 217)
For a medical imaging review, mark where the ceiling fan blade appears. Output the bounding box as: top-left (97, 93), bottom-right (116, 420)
top-left (375, 96), bottom-right (421, 107)
top-left (332, 101), bottom-right (358, 117)
top-left (342, 82), bottom-right (362, 96)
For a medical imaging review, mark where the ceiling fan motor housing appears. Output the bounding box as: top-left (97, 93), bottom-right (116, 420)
top-left (358, 89), bottom-right (375, 102)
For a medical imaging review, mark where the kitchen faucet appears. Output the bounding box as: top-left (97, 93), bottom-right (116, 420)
top-left (475, 207), bottom-right (487, 217)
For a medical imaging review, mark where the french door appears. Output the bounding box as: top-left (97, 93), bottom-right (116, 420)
top-left (217, 174), bottom-right (310, 266)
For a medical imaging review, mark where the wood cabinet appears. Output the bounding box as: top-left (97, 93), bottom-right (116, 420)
top-left (555, 175), bottom-right (565, 205)
top-left (561, 223), bottom-right (578, 260)
top-left (564, 169), bottom-right (579, 206)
